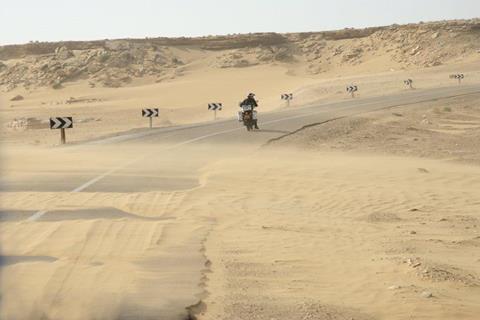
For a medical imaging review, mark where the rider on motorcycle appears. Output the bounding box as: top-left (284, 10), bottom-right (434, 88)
top-left (240, 93), bottom-right (259, 129)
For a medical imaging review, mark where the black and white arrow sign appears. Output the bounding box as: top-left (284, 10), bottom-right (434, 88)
top-left (50, 117), bottom-right (73, 129)
top-left (450, 74), bottom-right (465, 79)
top-left (281, 93), bottom-right (293, 100)
top-left (346, 85), bottom-right (358, 93)
top-left (142, 108), bottom-right (159, 117)
top-left (208, 103), bottom-right (223, 111)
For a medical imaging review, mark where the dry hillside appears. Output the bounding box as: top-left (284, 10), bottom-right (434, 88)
top-left (1, 19), bottom-right (479, 91)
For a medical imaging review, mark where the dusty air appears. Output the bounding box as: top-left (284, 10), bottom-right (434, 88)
top-left (1, 1), bottom-right (480, 319)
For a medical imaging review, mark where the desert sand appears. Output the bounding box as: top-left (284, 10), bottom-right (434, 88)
top-left (1, 19), bottom-right (480, 320)
top-left (2, 141), bottom-right (480, 319)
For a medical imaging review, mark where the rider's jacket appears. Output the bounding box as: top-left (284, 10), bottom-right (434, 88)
top-left (241, 97), bottom-right (258, 108)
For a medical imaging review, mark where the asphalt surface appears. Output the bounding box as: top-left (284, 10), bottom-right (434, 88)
top-left (4, 83), bottom-right (480, 196)
top-left (105, 83), bottom-right (480, 146)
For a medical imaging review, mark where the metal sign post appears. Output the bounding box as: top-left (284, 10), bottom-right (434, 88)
top-left (60, 128), bottom-right (66, 144)
top-left (50, 117), bottom-right (73, 145)
top-left (142, 108), bottom-right (159, 128)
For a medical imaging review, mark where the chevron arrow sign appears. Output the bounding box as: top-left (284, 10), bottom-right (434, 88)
top-left (50, 117), bottom-right (73, 129)
top-left (208, 103), bottom-right (222, 111)
top-left (142, 108), bottom-right (159, 117)
top-left (281, 94), bottom-right (293, 100)
top-left (450, 74), bottom-right (465, 79)
top-left (346, 85), bottom-right (358, 93)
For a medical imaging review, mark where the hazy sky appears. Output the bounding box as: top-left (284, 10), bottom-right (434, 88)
top-left (1, 0), bottom-right (479, 44)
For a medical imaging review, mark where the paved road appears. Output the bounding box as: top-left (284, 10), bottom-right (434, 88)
top-left (93, 83), bottom-right (480, 147)
top-left (3, 83), bottom-right (480, 195)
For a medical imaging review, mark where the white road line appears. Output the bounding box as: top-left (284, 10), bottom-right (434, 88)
top-left (27, 210), bottom-right (49, 222)
top-left (70, 162), bottom-right (138, 193)
top-left (171, 127), bottom-right (241, 147)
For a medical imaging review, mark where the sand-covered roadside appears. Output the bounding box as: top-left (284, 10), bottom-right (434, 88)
top-left (271, 91), bottom-right (480, 165)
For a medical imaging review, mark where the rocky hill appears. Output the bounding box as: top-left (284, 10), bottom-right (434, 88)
top-left (1, 19), bottom-right (479, 91)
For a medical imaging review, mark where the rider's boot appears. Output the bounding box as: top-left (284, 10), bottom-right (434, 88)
top-left (254, 120), bottom-right (259, 129)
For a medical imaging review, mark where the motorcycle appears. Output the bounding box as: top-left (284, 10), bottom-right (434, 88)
top-left (238, 104), bottom-right (258, 131)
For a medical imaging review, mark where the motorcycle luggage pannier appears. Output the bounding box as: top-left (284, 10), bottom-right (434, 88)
top-left (237, 111), bottom-right (243, 122)
top-left (252, 110), bottom-right (258, 120)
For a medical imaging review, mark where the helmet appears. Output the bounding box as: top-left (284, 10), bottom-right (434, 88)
top-left (248, 93), bottom-right (255, 98)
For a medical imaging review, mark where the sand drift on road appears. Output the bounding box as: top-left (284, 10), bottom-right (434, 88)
top-left (1, 141), bottom-right (480, 319)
